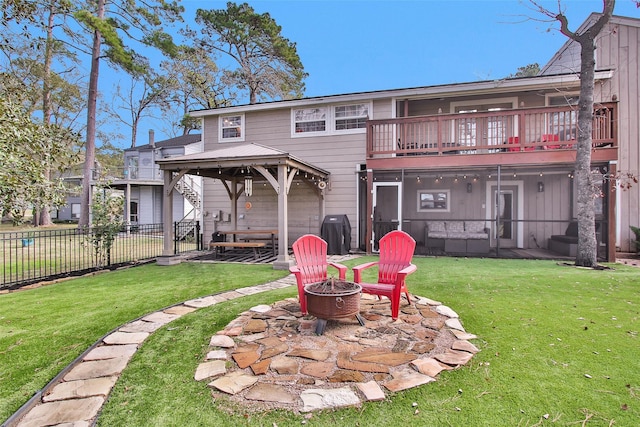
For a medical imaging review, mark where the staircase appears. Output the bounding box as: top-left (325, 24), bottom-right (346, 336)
top-left (174, 175), bottom-right (202, 240)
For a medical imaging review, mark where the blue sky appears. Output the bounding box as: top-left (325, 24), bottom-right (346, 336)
top-left (125, 0), bottom-right (640, 145)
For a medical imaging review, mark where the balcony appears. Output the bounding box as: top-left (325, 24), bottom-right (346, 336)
top-left (366, 103), bottom-right (617, 168)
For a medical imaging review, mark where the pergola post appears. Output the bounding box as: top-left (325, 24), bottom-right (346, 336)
top-left (273, 163), bottom-right (293, 270)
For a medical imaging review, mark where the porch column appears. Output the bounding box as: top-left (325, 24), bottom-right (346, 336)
top-left (231, 177), bottom-right (239, 230)
top-left (273, 163), bottom-right (293, 270)
top-left (125, 182), bottom-right (131, 234)
top-left (366, 168), bottom-right (373, 253)
top-left (607, 161), bottom-right (617, 262)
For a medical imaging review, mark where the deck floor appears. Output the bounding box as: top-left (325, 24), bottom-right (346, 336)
top-left (187, 245), bottom-right (576, 265)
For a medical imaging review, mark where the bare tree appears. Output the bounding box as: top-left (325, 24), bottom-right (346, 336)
top-left (529, 0), bottom-right (615, 267)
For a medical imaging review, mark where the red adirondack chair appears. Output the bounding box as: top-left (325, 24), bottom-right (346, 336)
top-left (290, 234), bottom-right (347, 315)
top-left (353, 230), bottom-right (417, 320)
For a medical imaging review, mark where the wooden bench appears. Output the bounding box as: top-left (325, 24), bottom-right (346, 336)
top-left (208, 241), bottom-right (266, 259)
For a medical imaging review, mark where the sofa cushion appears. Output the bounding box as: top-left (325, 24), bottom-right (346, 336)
top-left (447, 232), bottom-right (468, 239)
top-left (428, 231), bottom-right (448, 239)
top-left (446, 221), bottom-right (464, 233)
top-left (427, 221), bottom-right (446, 233)
top-left (465, 221), bottom-right (486, 233)
top-left (466, 232), bottom-right (489, 240)
top-left (550, 235), bottom-right (578, 244)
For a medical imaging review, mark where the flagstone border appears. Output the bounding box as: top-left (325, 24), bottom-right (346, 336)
top-left (7, 273), bottom-right (478, 426)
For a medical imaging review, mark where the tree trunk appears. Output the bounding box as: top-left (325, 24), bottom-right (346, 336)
top-left (78, 0), bottom-right (105, 229)
top-left (574, 39), bottom-right (598, 267)
top-left (38, 3), bottom-right (56, 227)
top-left (553, 1), bottom-right (615, 267)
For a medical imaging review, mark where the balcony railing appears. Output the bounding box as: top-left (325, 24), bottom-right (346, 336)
top-left (366, 103), bottom-right (617, 158)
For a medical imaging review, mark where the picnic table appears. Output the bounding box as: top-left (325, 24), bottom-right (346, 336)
top-left (210, 229), bottom-right (278, 257)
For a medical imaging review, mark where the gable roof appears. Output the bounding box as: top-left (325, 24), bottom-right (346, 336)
top-left (156, 143), bottom-right (330, 180)
top-left (125, 133), bottom-right (201, 152)
top-left (188, 70), bottom-right (613, 118)
top-left (540, 13), bottom-right (640, 75)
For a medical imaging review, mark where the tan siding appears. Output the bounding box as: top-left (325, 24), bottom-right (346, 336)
top-left (202, 107), bottom-right (366, 246)
top-left (372, 99), bottom-right (393, 119)
top-left (608, 22), bottom-right (640, 251)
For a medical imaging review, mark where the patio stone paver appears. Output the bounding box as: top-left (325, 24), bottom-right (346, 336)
top-left (43, 376), bottom-right (118, 402)
top-left (194, 360), bottom-right (227, 381)
top-left (10, 262), bottom-right (478, 425)
top-left (83, 343), bottom-right (138, 361)
top-left (102, 331), bottom-right (149, 345)
top-left (16, 396), bottom-right (104, 427)
top-left (245, 383), bottom-right (297, 403)
top-left (300, 388), bottom-right (361, 412)
top-left (197, 294), bottom-right (479, 414)
top-left (356, 380), bottom-right (386, 401)
top-left (64, 357), bottom-right (130, 382)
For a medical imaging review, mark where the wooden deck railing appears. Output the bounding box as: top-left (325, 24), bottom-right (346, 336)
top-left (366, 103), bottom-right (617, 158)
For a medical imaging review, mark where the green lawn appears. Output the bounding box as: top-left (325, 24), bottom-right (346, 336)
top-left (1, 257), bottom-right (639, 426)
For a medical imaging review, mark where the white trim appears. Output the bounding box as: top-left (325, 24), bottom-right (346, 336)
top-left (449, 96), bottom-right (518, 114)
top-left (291, 102), bottom-right (371, 138)
top-left (189, 71), bottom-right (612, 118)
top-left (372, 182), bottom-right (402, 248)
top-left (484, 180), bottom-right (525, 248)
top-left (545, 92), bottom-right (580, 106)
top-left (218, 113), bottom-right (245, 142)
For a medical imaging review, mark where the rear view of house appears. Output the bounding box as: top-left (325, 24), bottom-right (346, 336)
top-left (157, 14), bottom-right (640, 267)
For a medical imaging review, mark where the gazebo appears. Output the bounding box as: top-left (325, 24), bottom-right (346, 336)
top-left (156, 143), bottom-right (330, 269)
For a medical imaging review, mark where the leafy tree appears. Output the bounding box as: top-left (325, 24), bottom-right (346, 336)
top-left (1, 0), bottom-right (85, 226)
top-left (194, 2), bottom-right (307, 104)
top-left (85, 183), bottom-right (123, 268)
top-left (159, 44), bottom-right (234, 135)
top-left (529, 0), bottom-right (615, 267)
top-left (0, 98), bottom-right (80, 225)
top-left (508, 62), bottom-right (540, 78)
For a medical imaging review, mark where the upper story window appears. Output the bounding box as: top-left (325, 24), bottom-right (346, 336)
top-left (294, 108), bottom-right (327, 134)
top-left (335, 103), bottom-right (369, 131)
top-left (219, 114), bottom-right (245, 142)
top-left (126, 156), bottom-right (139, 179)
top-left (292, 103), bottom-right (370, 137)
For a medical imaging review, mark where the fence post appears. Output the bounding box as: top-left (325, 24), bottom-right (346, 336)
top-left (173, 222), bottom-right (178, 255)
top-left (196, 221), bottom-right (201, 250)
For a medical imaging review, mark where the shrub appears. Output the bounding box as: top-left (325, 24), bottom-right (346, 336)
top-left (630, 225), bottom-right (640, 254)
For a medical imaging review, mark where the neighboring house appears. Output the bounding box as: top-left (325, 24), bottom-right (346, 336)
top-left (157, 14), bottom-right (640, 266)
top-left (112, 132), bottom-right (203, 227)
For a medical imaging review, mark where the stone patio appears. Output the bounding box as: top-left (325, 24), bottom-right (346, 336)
top-left (9, 269), bottom-right (478, 426)
top-left (196, 293), bottom-right (478, 413)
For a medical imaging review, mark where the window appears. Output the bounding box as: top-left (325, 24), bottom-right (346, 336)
top-left (547, 94), bottom-right (578, 140)
top-left (130, 201), bottom-right (139, 223)
top-left (219, 114), bottom-right (244, 141)
top-left (335, 103), bottom-right (369, 131)
top-left (126, 156), bottom-right (138, 179)
top-left (417, 190), bottom-right (450, 212)
top-left (293, 107), bottom-right (327, 134)
top-left (71, 203), bottom-right (81, 219)
top-left (291, 103), bottom-right (371, 137)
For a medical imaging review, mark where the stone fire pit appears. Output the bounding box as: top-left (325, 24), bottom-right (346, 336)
top-left (304, 279), bottom-right (365, 334)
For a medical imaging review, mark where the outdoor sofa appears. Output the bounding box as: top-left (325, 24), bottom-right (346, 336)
top-left (425, 220), bottom-right (490, 254)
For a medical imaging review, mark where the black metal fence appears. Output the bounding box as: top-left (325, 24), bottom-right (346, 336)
top-left (1, 222), bottom-right (201, 290)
